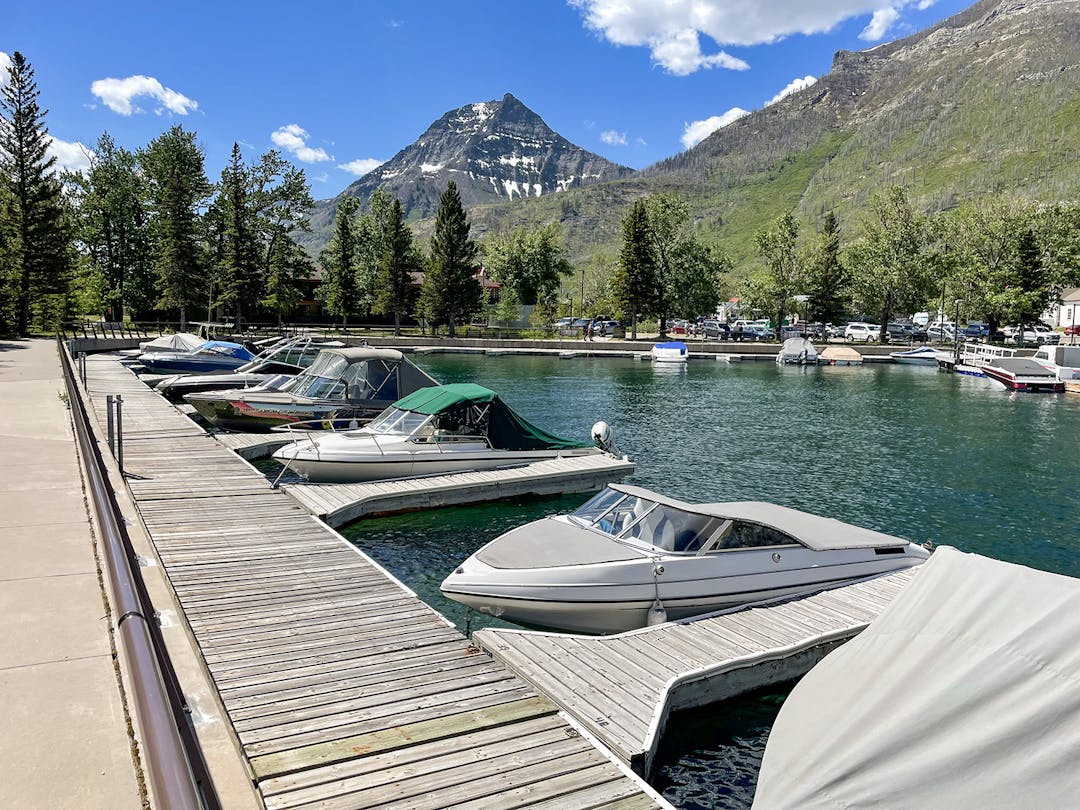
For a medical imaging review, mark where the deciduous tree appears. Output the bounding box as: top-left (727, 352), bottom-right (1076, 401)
top-left (754, 212), bottom-right (803, 335)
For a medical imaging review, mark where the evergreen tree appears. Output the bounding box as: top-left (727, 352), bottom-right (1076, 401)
top-left (613, 199), bottom-right (658, 340)
top-left (214, 143), bottom-right (263, 323)
top-left (317, 196), bottom-right (361, 326)
top-left (256, 154), bottom-right (313, 323)
top-left (419, 181), bottom-right (480, 336)
top-left (0, 51), bottom-right (74, 333)
top-left (804, 212), bottom-right (846, 325)
top-left (140, 125), bottom-right (211, 328)
top-left (373, 198), bottom-right (420, 335)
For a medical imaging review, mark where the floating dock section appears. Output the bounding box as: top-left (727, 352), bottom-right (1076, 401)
top-left (79, 352), bottom-right (667, 809)
top-left (475, 568), bottom-right (917, 778)
top-left (283, 453), bottom-right (635, 527)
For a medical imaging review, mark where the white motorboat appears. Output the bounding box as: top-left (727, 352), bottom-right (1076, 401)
top-left (888, 346), bottom-right (950, 365)
top-left (651, 341), bottom-right (688, 363)
top-left (1031, 344), bottom-right (1080, 380)
top-left (441, 484), bottom-right (930, 634)
top-left (981, 357), bottom-right (1064, 393)
top-left (776, 337), bottom-right (818, 365)
top-left (819, 346), bottom-right (863, 366)
top-left (272, 383), bottom-right (613, 483)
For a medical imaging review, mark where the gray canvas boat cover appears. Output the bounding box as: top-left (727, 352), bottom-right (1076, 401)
top-left (609, 485), bottom-right (909, 551)
top-left (753, 546), bottom-right (1080, 809)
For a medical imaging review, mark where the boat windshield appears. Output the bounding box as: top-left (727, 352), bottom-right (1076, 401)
top-left (365, 407), bottom-right (432, 436)
top-left (285, 353), bottom-right (349, 399)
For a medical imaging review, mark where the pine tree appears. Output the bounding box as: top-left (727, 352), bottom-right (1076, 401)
top-left (0, 51), bottom-right (74, 333)
top-left (373, 198), bottom-right (419, 335)
top-left (140, 125), bottom-right (211, 328)
top-left (805, 211), bottom-right (846, 325)
top-left (215, 143), bottom-right (262, 323)
top-left (613, 199), bottom-right (658, 340)
top-left (419, 181), bottom-right (480, 336)
top-left (256, 154), bottom-right (313, 324)
top-left (317, 196), bottom-right (361, 327)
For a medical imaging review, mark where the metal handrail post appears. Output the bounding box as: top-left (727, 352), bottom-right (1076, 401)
top-left (107, 395), bottom-right (115, 456)
top-left (116, 395), bottom-right (124, 476)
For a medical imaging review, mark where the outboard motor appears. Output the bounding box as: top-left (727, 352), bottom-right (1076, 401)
top-left (591, 421), bottom-right (620, 456)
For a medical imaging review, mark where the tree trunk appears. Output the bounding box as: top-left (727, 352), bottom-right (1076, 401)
top-left (394, 312), bottom-right (401, 337)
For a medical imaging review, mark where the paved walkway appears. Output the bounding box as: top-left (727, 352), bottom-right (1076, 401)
top-left (0, 339), bottom-right (141, 809)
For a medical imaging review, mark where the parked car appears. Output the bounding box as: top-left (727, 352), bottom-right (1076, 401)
top-left (886, 322), bottom-right (916, 343)
top-left (845, 323), bottom-right (880, 342)
top-left (744, 324), bottom-right (777, 341)
top-left (824, 323), bottom-right (846, 340)
top-left (1006, 324), bottom-right (1060, 345)
top-left (594, 319), bottom-right (623, 338)
top-left (1064, 324), bottom-right (1080, 336)
top-left (926, 324), bottom-right (955, 342)
top-left (669, 320), bottom-right (690, 335)
top-left (962, 322), bottom-right (990, 339)
top-left (700, 320), bottom-right (730, 340)
top-left (552, 317), bottom-right (573, 331)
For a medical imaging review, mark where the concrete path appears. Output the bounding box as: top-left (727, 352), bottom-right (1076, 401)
top-left (0, 339), bottom-right (141, 809)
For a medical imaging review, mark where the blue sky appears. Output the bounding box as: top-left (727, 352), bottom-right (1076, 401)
top-left (7, 0), bottom-right (972, 197)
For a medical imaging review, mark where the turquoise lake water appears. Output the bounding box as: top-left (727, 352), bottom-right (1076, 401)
top-left (331, 354), bottom-right (1080, 809)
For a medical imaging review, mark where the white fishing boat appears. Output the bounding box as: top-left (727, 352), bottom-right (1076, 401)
top-left (272, 383), bottom-right (614, 483)
top-left (889, 346), bottom-right (950, 365)
top-left (651, 341), bottom-right (688, 363)
top-left (441, 484), bottom-right (930, 634)
top-left (776, 337), bottom-right (818, 365)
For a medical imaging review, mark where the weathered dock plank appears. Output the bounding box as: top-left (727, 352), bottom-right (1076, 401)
top-left (81, 352), bottom-right (666, 809)
top-left (475, 568), bottom-right (918, 776)
top-left (282, 453), bottom-right (636, 527)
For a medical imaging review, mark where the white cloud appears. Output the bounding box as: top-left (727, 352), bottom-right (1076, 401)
top-left (0, 52), bottom-right (11, 88)
top-left (765, 75), bottom-right (818, 106)
top-left (338, 158), bottom-right (384, 176)
top-left (916, 0), bottom-right (936, 9)
top-left (860, 7), bottom-right (900, 40)
top-left (681, 108), bottom-right (749, 149)
top-left (90, 75), bottom-right (198, 116)
top-left (313, 172), bottom-right (329, 184)
top-left (600, 130), bottom-right (628, 146)
top-left (48, 136), bottom-right (95, 174)
top-left (570, 1), bottom-right (924, 73)
top-left (271, 124), bottom-right (332, 163)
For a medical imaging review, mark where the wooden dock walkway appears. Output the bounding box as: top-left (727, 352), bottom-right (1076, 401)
top-left (475, 568), bottom-right (917, 778)
top-left (81, 353), bottom-right (667, 809)
top-left (283, 454), bottom-right (635, 527)
top-left (213, 431), bottom-right (297, 460)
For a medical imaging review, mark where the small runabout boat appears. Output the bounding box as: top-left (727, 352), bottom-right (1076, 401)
top-left (651, 341), bottom-right (688, 363)
top-left (441, 484), bottom-right (930, 634)
top-left (136, 340), bottom-right (256, 374)
top-left (138, 332), bottom-right (204, 354)
top-left (888, 346), bottom-right (950, 365)
top-left (981, 357), bottom-right (1064, 393)
top-left (154, 337), bottom-right (342, 403)
top-left (185, 347), bottom-right (438, 432)
top-left (820, 345), bottom-right (863, 366)
top-left (777, 337), bottom-right (818, 365)
top-left (272, 383), bottom-right (612, 483)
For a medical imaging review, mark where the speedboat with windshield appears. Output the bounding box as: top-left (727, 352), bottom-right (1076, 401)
top-left (184, 347), bottom-right (438, 432)
top-left (889, 346), bottom-right (950, 365)
top-left (441, 484), bottom-right (930, 634)
top-left (154, 337), bottom-right (342, 403)
top-left (271, 383), bottom-right (613, 483)
top-left (136, 340), bottom-right (256, 374)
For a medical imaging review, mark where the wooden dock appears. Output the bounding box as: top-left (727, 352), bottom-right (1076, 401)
top-left (283, 454), bottom-right (635, 527)
top-left (475, 568), bottom-right (917, 778)
top-left (213, 431), bottom-right (298, 460)
top-left (81, 352), bottom-right (667, 809)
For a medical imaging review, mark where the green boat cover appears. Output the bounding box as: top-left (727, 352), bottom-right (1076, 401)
top-left (392, 383), bottom-right (592, 451)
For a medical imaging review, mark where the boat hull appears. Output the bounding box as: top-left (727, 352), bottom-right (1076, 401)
top-left (444, 557), bottom-right (926, 635)
top-left (277, 446), bottom-right (602, 483)
top-left (981, 365), bottom-right (1064, 393)
top-left (185, 393), bottom-right (386, 432)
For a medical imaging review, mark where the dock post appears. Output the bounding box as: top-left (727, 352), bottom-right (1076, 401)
top-left (106, 394), bottom-right (115, 456)
top-left (79, 352), bottom-right (87, 385)
top-left (115, 395), bottom-right (124, 476)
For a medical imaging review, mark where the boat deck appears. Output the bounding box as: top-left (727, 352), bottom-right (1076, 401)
top-left (475, 568), bottom-right (917, 777)
top-left (282, 453), bottom-right (636, 527)
top-left (81, 353), bottom-right (666, 809)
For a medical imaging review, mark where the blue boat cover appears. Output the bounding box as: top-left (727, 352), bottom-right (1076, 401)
top-left (198, 341), bottom-right (255, 360)
top-left (654, 341), bottom-right (687, 353)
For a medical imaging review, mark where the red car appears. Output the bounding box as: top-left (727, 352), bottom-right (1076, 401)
top-left (1064, 324), bottom-right (1080, 336)
top-left (669, 321), bottom-right (690, 335)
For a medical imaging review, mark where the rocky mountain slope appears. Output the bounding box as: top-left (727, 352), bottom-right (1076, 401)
top-left (300, 93), bottom-right (631, 252)
top-left (465, 0), bottom-right (1080, 268)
